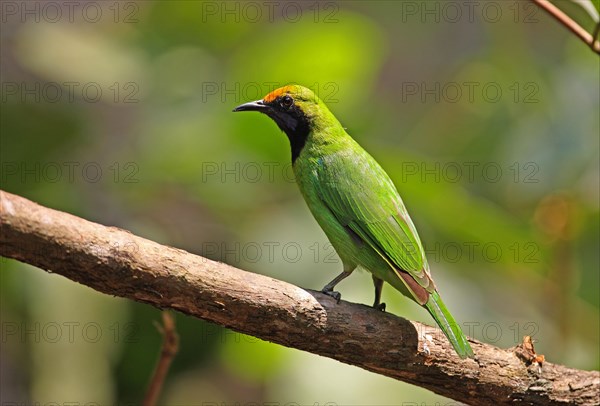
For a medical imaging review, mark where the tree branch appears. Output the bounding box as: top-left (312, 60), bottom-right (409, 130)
top-left (531, 0), bottom-right (600, 54)
top-left (1, 190), bottom-right (598, 405)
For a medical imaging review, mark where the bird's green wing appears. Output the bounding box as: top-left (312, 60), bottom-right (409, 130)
top-left (315, 150), bottom-right (434, 303)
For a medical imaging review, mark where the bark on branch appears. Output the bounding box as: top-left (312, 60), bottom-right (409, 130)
top-left (1, 190), bottom-right (598, 405)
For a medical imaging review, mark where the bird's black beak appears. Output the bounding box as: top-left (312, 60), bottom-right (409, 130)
top-left (232, 100), bottom-right (269, 113)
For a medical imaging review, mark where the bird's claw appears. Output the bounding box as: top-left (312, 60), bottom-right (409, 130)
top-left (322, 289), bottom-right (341, 303)
top-left (374, 302), bottom-right (386, 312)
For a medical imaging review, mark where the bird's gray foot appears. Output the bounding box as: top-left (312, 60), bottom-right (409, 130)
top-left (321, 270), bottom-right (353, 304)
top-left (372, 276), bottom-right (385, 312)
top-left (322, 288), bottom-right (341, 303)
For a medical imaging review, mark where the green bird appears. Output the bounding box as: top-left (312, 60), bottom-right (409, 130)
top-left (233, 85), bottom-right (474, 359)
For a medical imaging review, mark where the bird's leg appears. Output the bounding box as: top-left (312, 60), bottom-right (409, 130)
top-left (321, 270), bottom-right (352, 303)
top-left (372, 276), bottom-right (386, 311)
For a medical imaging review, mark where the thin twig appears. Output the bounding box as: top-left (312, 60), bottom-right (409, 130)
top-left (531, 0), bottom-right (600, 54)
top-left (593, 22), bottom-right (600, 43)
top-left (142, 311), bottom-right (179, 406)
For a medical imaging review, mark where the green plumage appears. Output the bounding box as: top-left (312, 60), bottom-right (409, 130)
top-left (234, 85), bottom-right (474, 359)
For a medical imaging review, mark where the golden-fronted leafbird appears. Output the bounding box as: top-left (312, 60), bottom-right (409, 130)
top-left (233, 85), bottom-right (474, 359)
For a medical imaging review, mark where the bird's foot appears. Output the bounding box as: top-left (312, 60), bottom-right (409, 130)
top-left (373, 302), bottom-right (386, 312)
top-left (321, 289), bottom-right (341, 303)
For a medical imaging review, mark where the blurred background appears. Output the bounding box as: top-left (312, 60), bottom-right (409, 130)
top-left (1, 0), bottom-right (598, 404)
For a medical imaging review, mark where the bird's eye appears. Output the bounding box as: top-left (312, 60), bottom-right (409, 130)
top-left (280, 95), bottom-right (294, 109)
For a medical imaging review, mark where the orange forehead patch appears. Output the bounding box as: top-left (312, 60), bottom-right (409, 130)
top-left (263, 85), bottom-right (294, 103)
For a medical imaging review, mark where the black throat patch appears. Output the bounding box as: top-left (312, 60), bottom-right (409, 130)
top-left (265, 103), bottom-right (310, 163)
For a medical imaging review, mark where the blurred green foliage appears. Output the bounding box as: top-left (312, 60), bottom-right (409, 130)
top-left (1, 1), bottom-right (598, 404)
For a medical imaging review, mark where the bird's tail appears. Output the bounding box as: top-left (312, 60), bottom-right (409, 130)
top-left (425, 291), bottom-right (474, 359)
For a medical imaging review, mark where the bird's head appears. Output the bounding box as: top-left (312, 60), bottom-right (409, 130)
top-left (233, 85), bottom-right (336, 146)
top-left (233, 85), bottom-right (340, 161)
